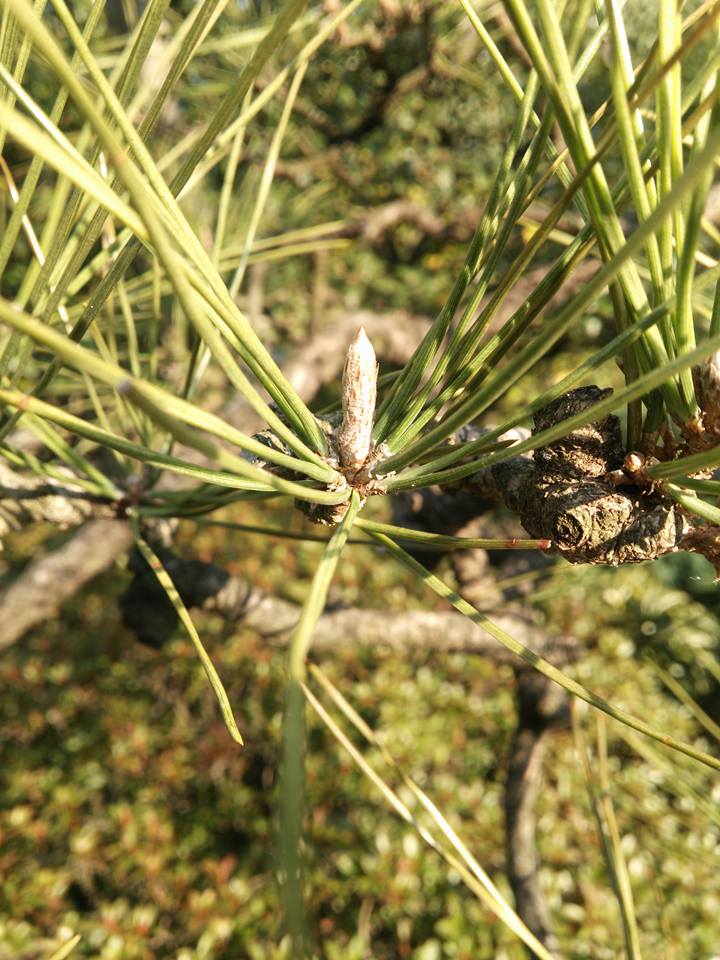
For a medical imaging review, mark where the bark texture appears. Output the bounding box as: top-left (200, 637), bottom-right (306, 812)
top-left (460, 388), bottom-right (692, 566)
top-left (0, 462), bottom-right (118, 540)
top-left (505, 671), bottom-right (569, 957)
top-left (0, 519), bottom-right (133, 651)
top-left (119, 543), bottom-right (577, 665)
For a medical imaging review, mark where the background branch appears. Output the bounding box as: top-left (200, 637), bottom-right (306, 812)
top-left (505, 670), bottom-right (569, 957)
top-left (0, 462), bottom-right (118, 540)
top-left (0, 519), bottom-right (133, 651)
top-left (120, 543), bottom-right (578, 665)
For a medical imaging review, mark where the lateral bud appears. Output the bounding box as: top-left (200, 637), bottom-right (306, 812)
top-left (337, 327), bottom-right (378, 474)
top-left (696, 349), bottom-right (720, 434)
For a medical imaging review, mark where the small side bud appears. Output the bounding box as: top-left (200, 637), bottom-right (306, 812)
top-left (337, 327), bottom-right (377, 472)
top-left (696, 350), bottom-right (720, 433)
top-left (623, 451), bottom-right (646, 475)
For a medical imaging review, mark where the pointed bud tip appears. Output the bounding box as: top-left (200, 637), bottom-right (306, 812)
top-left (338, 327), bottom-right (378, 471)
top-left (347, 327), bottom-right (376, 366)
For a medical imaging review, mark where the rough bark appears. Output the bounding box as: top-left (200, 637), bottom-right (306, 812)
top-left (456, 387), bottom-right (698, 567)
top-left (0, 519), bottom-right (133, 650)
top-left (0, 462), bottom-right (118, 540)
top-left (119, 544), bottom-right (578, 665)
top-left (505, 671), bottom-right (569, 957)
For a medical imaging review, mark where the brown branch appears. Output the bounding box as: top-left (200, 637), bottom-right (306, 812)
top-left (0, 463), bottom-right (118, 540)
top-left (0, 465), bottom-right (131, 648)
top-left (355, 199), bottom-right (467, 245)
top-left (0, 519), bottom-right (133, 651)
top-left (120, 545), bottom-right (579, 665)
top-left (505, 671), bottom-right (569, 957)
top-left (449, 387), bottom-right (715, 567)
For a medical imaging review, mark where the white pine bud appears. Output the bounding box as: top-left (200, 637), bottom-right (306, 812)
top-left (337, 327), bottom-right (377, 472)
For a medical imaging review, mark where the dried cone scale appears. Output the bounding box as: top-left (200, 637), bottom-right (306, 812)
top-left (337, 327), bottom-right (378, 474)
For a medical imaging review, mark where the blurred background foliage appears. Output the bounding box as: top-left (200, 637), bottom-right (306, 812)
top-left (3, 511), bottom-right (720, 959)
top-left (2, 0), bottom-right (720, 957)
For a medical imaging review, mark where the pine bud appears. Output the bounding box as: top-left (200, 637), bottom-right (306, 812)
top-left (337, 327), bottom-right (377, 472)
top-left (697, 350), bottom-right (720, 432)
